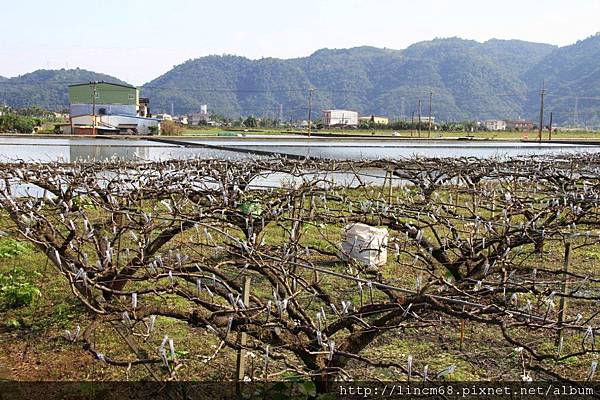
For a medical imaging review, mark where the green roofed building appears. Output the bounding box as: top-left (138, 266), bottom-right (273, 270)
top-left (68, 82), bottom-right (139, 117)
top-left (65, 81), bottom-right (159, 135)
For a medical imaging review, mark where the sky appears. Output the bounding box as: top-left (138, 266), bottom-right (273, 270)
top-left (1, 0), bottom-right (599, 86)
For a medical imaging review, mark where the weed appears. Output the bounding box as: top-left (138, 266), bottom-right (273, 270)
top-left (0, 266), bottom-right (42, 308)
top-left (0, 238), bottom-right (33, 259)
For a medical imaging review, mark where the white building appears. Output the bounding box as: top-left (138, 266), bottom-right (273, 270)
top-left (416, 116), bottom-right (436, 124)
top-left (484, 119), bottom-right (507, 131)
top-left (65, 114), bottom-right (160, 135)
top-left (66, 82), bottom-right (160, 135)
top-left (173, 115), bottom-right (188, 125)
top-left (322, 110), bottom-right (358, 127)
top-left (189, 104), bottom-right (213, 126)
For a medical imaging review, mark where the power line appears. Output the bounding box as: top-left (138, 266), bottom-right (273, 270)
top-left (3, 80), bottom-right (600, 103)
top-left (2, 80), bottom-right (600, 124)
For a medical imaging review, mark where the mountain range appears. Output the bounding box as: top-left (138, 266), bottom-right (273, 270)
top-left (1, 34), bottom-right (600, 126)
top-left (0, 69), bottom-right (127, 112)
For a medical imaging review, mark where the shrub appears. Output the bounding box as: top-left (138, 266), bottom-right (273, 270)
top-left (0, 114), bottom-right (40, 133)
top-left (160, 120), bottom-right (183, 136)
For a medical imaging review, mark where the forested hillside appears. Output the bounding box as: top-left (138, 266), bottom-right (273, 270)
top-left (3, 35), bottom-right (600, 125)
top-left (0, 69), bottom-right (129, 111)
top-left (142, 38), bottom-right (556, 121)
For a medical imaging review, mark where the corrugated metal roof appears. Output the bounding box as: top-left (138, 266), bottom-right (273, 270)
top-left (68, 81), bottom-right (136, 89)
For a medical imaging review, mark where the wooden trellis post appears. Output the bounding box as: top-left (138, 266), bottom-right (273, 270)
top-left (236, 276), bottom-right (252, 393)
top-left (556, 242), bottom-right (570, 349)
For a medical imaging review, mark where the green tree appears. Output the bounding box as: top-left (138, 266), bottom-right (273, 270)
top-left (0, 114), bottom-right (39, 133)
top-left (243, 115), bottom-right (257, 128)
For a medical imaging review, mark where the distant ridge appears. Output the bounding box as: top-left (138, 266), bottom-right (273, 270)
top-left (2, 35), bottom-right (600, 125)
top-left (0, 68), bottom-right (129, 110)
top-left (141, 38), bottom-right (557, 122)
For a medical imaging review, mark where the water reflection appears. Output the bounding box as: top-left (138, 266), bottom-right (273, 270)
top-left (0, 140), bottom-right (253, 163)
top-left (249, 169), bottom-right (390, 190)
top-left (2, 168), bottom-right (400, 200)
top-left (1, 137), bottom-right (600, 163)
top-left (70, 144), bottom-right (150, 162)
top-left (3, 137), bottom-right (600, 201)
top-left (178, 140), bottom-right (600, 160)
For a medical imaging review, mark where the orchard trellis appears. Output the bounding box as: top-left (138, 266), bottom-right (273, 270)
top-left (1, 155), bottom-right (600, 388)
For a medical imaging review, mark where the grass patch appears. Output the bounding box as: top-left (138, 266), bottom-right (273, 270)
top-left (0, 238), bottom-right (33, 259)
top-left (0, 266), bottom-right (42, 309)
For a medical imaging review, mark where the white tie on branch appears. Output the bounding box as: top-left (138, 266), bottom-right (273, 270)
top-left (122, 311), bottom-right (132, 328)
top-left (341, 301), bottom-right (352, 315)
top-left (147, 315), bottom-right (157, 335)
top-left (583, 326), bottom-right (595, 348)
top-left (588, 361), bottom-right (598, 382)
top-left (436, 364), bottom-right (457, 379)
top-left (159, 346), bottom-right (169, 370)
top-left (64, 325), bottom-right (80, 342)
top-left (327, 340), bottom-right (335, 361)
top-left (168, 338), bottom-right (176, 362)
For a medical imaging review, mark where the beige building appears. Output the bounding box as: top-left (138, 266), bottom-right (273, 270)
top-left (359, 115), bottom-right (389, 125)
top-left (506, 120), bottom-right (534, 131)
top-left (483, 119), bottom-right (507, 131)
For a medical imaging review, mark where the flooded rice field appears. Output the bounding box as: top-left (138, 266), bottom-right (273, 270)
top-left (1, 136), bottom-right (600, 163)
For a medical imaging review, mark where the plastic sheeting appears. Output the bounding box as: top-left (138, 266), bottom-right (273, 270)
top-left (340, 223), bottom-right (388, 269)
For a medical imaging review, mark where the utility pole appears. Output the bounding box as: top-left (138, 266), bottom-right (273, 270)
top-left (548, 112), bottom-right (553, 140)
top-left (307, 88), bottom-right (314, 138)
top-left (556, 242), bottom-right (570, 349)
top-left (171, 102), bottom-right (174, 117)
top-left (538, 83), bottom-right (545, 143)
top-left (400, 97), bottom-right (405, 120)
top-left (428, 91), bottom-right (433, 138)
top-left (417, 99), bottom-right (422, 138)
top-left (573, 97), bottom-right (579, 128)
top-left (92, 81), bottom-right (97, 136)
top-left (278, 103), bottom-right (283, 125)
top-left (410, 111), bottom-right (415, 137)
